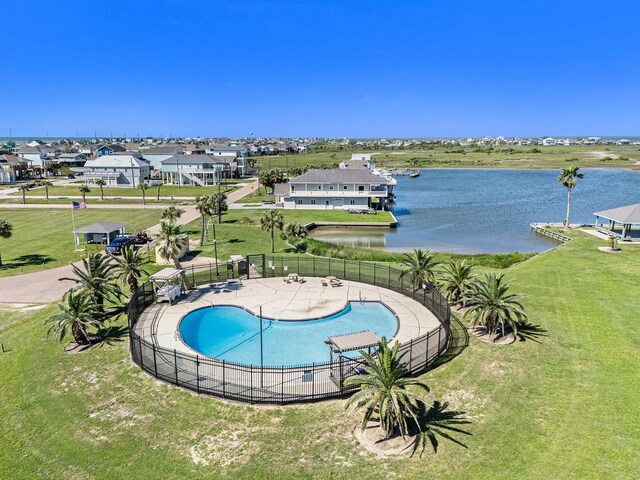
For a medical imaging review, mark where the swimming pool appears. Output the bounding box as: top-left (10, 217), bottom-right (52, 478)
top-left (178, 302), bottom-right (398, 366)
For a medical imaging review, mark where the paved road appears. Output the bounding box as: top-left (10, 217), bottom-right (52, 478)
top-left (0, 206), bottom-right (199, 304)
top-left (0, 179), bottom-right (258, 304)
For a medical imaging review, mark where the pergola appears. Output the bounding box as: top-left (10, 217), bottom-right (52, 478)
top-left (594, 204), bottom-right (640, 242)
top-left (327, 330), bottom-right (380, 383)
top-left (73, 221), bottom-right (126, 245)
top-left (150, 268), bottom-right (184, 303)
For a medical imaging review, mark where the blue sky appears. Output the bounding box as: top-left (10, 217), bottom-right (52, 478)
top-left (4, 0), bottom-right (640, 138)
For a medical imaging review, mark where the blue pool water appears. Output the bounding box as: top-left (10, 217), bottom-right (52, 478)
top-left (178, 302), bottom-right (398, 366)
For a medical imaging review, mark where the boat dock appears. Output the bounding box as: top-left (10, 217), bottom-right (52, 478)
top-left (530, 223), bottom-right (573, 243)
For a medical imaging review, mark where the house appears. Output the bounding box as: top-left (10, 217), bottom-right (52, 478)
top-left (201, 145), bottom-right (250, 175)
top-left (83, 154), bottom-right (151, 187)
top-left (94, 144), bottom-right (127, 157)
top-left (274, 168), bottom-right (391, 210)
top-left (140, 146), bottom-right (181, 171)
top-left (56, 153), bottom-right (87, 166)
top-left (16, 145), bottom-right (47, 169)
top-left (160, 154), bottom-right (235, 186)
top-left (339, 154), bottom-right (375, 170)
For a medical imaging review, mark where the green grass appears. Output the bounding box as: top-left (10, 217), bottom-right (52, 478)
top-left (0, 232), bottom-right (638, 478)
top-left (0, 209), bottom-right (162, 277)
top-left (16, 183), bottom-right (242, 199)
top-left (185, 209), bottom-right (395, 260)
top-left (253, 145), bottom-right (640, 171)
top-left (236, 186), bottom-right (275, 203)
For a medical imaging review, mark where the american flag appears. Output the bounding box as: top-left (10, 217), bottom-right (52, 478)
top-left (72, 201), bottom-right (87, 209)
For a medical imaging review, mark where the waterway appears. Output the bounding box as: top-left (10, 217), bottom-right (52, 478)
top-left (309, 168), bottom-right (640, 253)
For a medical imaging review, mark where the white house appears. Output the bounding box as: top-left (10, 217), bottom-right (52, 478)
top-left (202, 145), bottom-right (250, 175)
top-left (274, 168), bottom-right (391, 210)
top-left (83, 154), bottom-right (151, 187)
top-left (140, 146), bottom-right (181, 171)
top-left (160, 154), bottom-right (235, 186)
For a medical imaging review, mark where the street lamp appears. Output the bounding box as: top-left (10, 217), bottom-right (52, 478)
top-left (213, 239), bottom-right (219, 277)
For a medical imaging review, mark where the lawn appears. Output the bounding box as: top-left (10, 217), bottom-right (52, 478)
top-left (0, 208), bottom-right (162, 277)
top-left (253, 145), bottom-right (640, 171)
top-left (0, 231), bottom-right (638, 479)
top-left (185, 208), bottom-right (396, 260)
top-left (16, 183), bottom-right (242, 199)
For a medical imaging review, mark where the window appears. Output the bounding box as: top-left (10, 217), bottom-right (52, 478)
top-left (318, 185), bottom-right (322, 190)
top-left (343, 185), bottom-right (348, 190)
top-left (350, 200), bottom-right (355, 205)
top-left (329, 185), bottom-right (334, 190)
top-left (311, 200), bottom-right (316, 205)
top-left (291, 185), bottom-right (295, 192)
top-left (358, 185), bottom-right (365, 192)
top-left (297, 200), bottom-right (303, 205)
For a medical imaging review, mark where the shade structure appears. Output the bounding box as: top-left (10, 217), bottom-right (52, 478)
top-left (593, 204), bottom-right (640, 241)
top-left (73, 221), bottom-right (126, 244)
top-left (327, 330), bottom-right (380, 353)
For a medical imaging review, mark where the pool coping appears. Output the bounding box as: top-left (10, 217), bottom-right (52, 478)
top-left (174, 300), bottom-right (402, 365)
top-left (138, 277), bottom-right (440, 368)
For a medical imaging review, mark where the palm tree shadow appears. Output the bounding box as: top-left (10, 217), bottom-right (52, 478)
top-left (97, 324), bottom-right (129, 345)
top-left (409, 400), bottom-right (472, 457)
top-left (426, 314), bottom-right (469, 371)
top-left (515, 320), bottom-right (548, 343)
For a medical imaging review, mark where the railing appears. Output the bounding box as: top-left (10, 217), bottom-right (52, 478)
top-left (530, 223), bottom-right (572, 243)
top-left (128, 256), bottom-right (451, 404)
top-left (289, 190), bottom-right (388, 197)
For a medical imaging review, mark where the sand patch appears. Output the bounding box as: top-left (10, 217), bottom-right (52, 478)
top-left (187, 430), bottom-right (254, 466)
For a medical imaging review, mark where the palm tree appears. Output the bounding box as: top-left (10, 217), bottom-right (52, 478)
top-left (79, 185), bottom-right (91, 203)
top-left (345, 338), bottom-right (430, 439)
top-left (46, 290), bottom-right (102, 346)
top-left (161, 206), bottom-right (185, 223)
top-left (155, 183), bottom-right (162, 201)
top-left (260, 210), bottom-right (284, 253)
top-left (212, 192), bottom-right (228, 224)
top-left (18, 184), bottom-right (29, 204)
top-left (0, 219), bottom-right (12, 266)
top-left (283, 222), bottom-right (308, 239)
top-left (195, 195), bottom-right (214, 246)
top-left (157, 221), bottom-right (189, 289)
top-left (59, 253), bottom-right (121, 315)
top-left (438, 260), bottom-right (476, 306)
top-left (399, 248), bottom-right (438, 290)
top-left (95, 179), bottom-right (106, 200)
top-left (40, 180), bottom-right (53, 200)
top-left (110, 244), bottom-right (149, 295)
top-left (138, 182), bottom-right (149, 205)
top-left (463, 273), bottom-right (527, 338)
top-left (558, 166), bottom-right (584, 227)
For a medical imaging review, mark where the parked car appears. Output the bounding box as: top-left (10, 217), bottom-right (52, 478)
top-left (105, 236), bottom-right (133, 255)
top-left (67, 174), bottom-right (76, 179)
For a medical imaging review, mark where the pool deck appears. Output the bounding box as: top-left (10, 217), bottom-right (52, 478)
top-left (135, 277), bottom-right (441, 357)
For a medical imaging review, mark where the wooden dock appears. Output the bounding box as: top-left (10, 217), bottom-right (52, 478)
top-left (530, 223), bottom-right (572, 243)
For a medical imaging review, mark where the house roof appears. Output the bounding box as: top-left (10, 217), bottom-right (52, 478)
top-left (97, 144), bottom-right (127, 152)
top-left (273, 183), bottom-right (290, 196)
top-left (340, 160), bottom-right (369, 169)
top-left (58, 153), bottom-right (86, 159)
top-left (289, 168), bottom-right (389, 184)
top-left (594, 204), bottom-right (640, 224)
top-left (141, 147), bottom-right (181, 155)
top-left (84, 154), bottom-right (149, 168)
top-left (73, 221), bottom-right (126, 234)
top-left (161, 154), bottom-right (235, 165)
top-left (15, 146), bottom-right (41, 154)
top-left (0, 154), bottom-right (29, 164)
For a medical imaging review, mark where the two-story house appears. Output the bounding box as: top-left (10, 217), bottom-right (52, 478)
top-left (83, 154), bottom-right (150, 187)
top-left (274, 169), bottom-right (390, 210)
top-left (140, 146), bottom-right (181, 172)
top-left (160, 154), bottom-right (235, 186)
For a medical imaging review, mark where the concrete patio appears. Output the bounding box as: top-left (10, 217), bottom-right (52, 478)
top-left (135, 277), bottom-right (441, 357)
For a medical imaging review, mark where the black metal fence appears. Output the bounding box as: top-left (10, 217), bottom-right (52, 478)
top-left (128, 255), bottom-right (451, 404)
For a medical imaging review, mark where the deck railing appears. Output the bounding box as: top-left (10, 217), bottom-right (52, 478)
top-left (128, 255), bottom-right (452, 404)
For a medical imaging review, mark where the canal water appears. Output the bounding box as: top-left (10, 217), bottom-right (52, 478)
top-left (309, 168), bottom-right (640, 253)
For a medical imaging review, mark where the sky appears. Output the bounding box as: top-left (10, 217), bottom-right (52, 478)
top-left (3, 0), bottom-right (640, 138)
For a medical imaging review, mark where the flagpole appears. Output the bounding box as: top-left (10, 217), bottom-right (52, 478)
top-left (71, 202), bottom-right (78, 249)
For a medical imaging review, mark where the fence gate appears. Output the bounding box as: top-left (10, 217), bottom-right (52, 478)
top-left (245, 254), bottom-right (266, 279)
